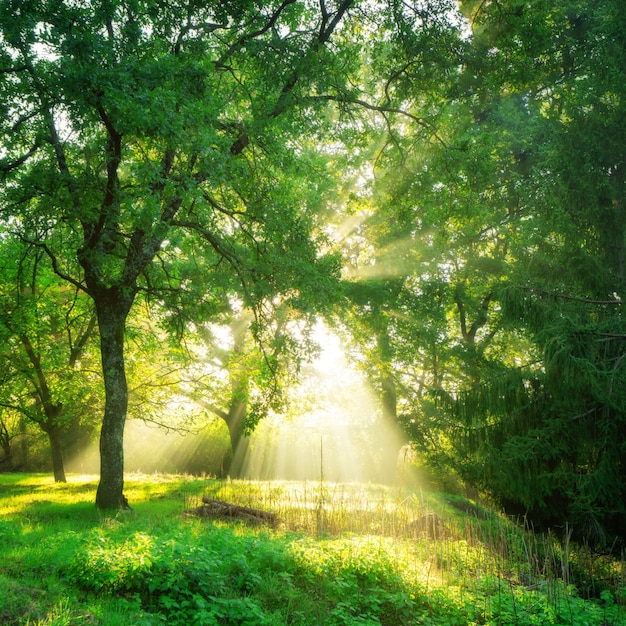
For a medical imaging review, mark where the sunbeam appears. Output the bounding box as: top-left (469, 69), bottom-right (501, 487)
top-left (239, 322), bottom-right (408, 484)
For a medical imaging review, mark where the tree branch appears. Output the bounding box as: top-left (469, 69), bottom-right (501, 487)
top-left (15, 234), bottom-right (87, 293)
top-left (68, 312), bottom-right (98, 368)
top-left (305, 94), bottom-right (449, 146)
top-left (0, 142), bottom-right (41, 175)
top-left (227, 0), bottom-right (356, 155)
top-left (170, 219), bottom-right (244, 268)
top-left (216, 0), bottom-right (299, 68)
top-left (194, 398), bottom-right (229, 422)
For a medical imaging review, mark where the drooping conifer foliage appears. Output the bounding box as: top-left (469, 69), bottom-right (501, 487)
top-left (362, 0), bottom-right (626, 546)
top-left (454, 0), bottom-right (626, 545)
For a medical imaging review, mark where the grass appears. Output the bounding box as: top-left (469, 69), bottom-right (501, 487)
top-left (0, 473), bottom-right (624, 625)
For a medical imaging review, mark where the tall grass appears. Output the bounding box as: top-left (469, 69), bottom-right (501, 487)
top-left (189, 478), bottom-right (626, 599)
top-left (1, 473), bottom-right (624, 625)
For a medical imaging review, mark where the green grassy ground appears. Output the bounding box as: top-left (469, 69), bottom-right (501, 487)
top-left (0, 473), bottom-right (624, 625)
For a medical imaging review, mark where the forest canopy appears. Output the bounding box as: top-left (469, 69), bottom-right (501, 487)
top-left (1, 0), bottom-right (625, 546)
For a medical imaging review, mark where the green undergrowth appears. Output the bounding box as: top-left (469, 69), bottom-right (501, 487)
top-left (0, 473), bottom-right (624, 625)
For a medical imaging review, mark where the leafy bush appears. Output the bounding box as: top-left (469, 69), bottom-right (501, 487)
top-left (66, 525), bottom-right (292, 624)
top-left (65, 524), bottom-right (422, 625)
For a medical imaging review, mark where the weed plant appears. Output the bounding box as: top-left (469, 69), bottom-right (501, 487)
top-left (0, 473), bottom-right (624, 625)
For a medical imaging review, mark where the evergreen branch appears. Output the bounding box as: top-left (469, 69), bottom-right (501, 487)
top-left (519, 287), bottom-right (623, 306)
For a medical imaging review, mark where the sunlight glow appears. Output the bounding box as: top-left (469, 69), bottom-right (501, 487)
top-left (240, 321), bottom-right (408, 484)
top-left (67, 323), bottom-right (410, 486)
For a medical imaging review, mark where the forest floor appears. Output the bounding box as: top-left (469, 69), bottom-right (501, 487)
top-left (0, 473), bottom-right (624, 625)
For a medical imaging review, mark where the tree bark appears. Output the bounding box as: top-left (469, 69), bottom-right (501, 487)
top-left (0, 417), bottom-right (12, 469)
top-left (95, 291), bottom-right (133, 510)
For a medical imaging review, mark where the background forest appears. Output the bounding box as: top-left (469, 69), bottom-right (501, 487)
top-left (1, 0), bottom-right (625, 550)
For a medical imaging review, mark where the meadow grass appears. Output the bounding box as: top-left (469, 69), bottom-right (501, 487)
top-left (0, 472), bottom-right (624, 625)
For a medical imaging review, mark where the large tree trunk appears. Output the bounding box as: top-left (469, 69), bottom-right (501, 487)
top-left (95, 293), bottom-right (132, 510)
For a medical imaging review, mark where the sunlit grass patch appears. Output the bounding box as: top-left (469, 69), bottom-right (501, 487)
top-left (195, 478), bottom-right (445, 537)
top-left (0, 472), bottom-right (207, 520)
top-left (0, 473), bottom-right (98, 518)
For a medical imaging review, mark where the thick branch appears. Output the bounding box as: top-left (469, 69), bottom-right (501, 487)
top-left (68, 313), bottom-right (98, 367)
top-left (19, 334), bottom-right (60, 417)
top-left (170, 219), bottom-right (244, 268)
top-left (84, 99), bottom-right (123, 252)
top-left (18, 52), bottom-right (79, 204)
top-left (194, 398), bottom-right (229, 422)
top-left (0, 142), bottom-right (41, 175)
top-left (228, 0), bottom-right (356, 155)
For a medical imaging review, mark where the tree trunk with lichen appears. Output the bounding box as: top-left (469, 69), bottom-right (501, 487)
top-left (94, 290), bottom-right (133, 510)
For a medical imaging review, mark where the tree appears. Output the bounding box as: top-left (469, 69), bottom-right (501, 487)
top-left (181, 301), bottom-right (315, 476)
top-left (406, 0), bottom-right (626, 543)
top-left (316, 0), bottom-right (467, 479)
top-left (0, 409), bottom-right (17, 470)
top-left (0, 0), bottom-right (368, 508)
top-left (0, 237), bottom-right (99, 481)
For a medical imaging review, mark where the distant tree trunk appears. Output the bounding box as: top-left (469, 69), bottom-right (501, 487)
top-left (20, 417), bottom-right (27, 468)
top-left (0, 416), bottom-right (12, 469)
top-left (223, 314), bottom-right (252, 477)
top-left (46, 425), bottom-right (67, 483)
top-left (20, 334), bottom-right (69, 482)
top-left (379, 371), bottom-right (404, 482)
top-left (95, 291), bottom-right (133, 510)
top-left (377, 325), bottom-right (406, 483)
top-left (225, 395), bottom-right (250, 478)
top-left (381, 372), bottom-right (397, 424)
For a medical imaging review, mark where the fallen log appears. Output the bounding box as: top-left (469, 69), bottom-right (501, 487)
top-left (185, 497), bottom-right (279, 527)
